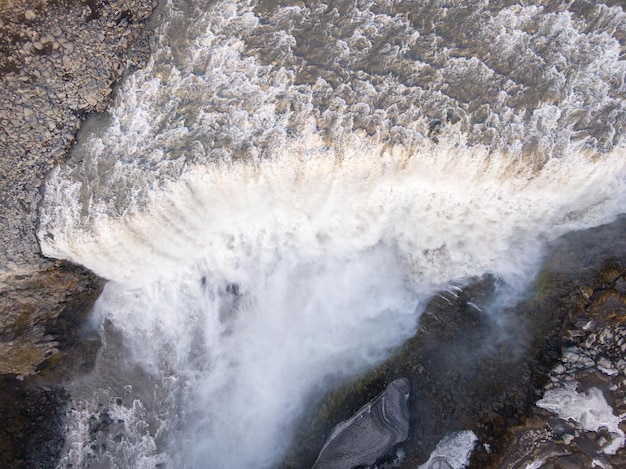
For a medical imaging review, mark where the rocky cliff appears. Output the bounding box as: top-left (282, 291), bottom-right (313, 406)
top-left (0, 0), bottom-right (155, 376)
top-left (0, 1), bottom-right (157, 466)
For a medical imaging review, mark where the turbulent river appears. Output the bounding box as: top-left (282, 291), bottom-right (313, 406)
top-left (37, 0), bottom-right (626, 467)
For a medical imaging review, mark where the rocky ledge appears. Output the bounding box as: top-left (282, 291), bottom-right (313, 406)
top-left (493, 239), bottom-right (626, 468)
top-left (312, 379), bottom-right (411, 469)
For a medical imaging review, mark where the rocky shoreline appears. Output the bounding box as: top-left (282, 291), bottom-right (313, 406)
top-left (1, 0), bottom-right (156, 376)
top-left (0, 0), bottom-right (156, 347)
top-left (0, 0), bottom-right (156, 466)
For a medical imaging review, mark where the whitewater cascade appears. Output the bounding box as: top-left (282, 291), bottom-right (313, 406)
top-left (38, 0), bottom-right (626, 467)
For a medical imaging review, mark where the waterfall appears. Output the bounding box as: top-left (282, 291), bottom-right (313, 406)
top-left (38, 0), bottom-right (626, 467)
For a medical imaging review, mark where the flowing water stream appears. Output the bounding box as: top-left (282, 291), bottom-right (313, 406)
top-left (37, 0), bottom-right (626, 467)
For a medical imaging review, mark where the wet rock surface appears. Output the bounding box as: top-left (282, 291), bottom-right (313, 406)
top-left (0, 376), bottom-right (69, 469)
top-left (285, 273), bottom-right (542, 468)
top-left (491, 226), bottom-right (626, 468)
top-left (0, 261), bottom-right (104, 376)
top-left (284, 216), bottom-right (626, 469)
top-left (0, 261), bottom-right (104, 467)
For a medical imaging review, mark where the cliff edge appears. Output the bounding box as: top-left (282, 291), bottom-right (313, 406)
top-left (0, 0), bottom-right (155, 375)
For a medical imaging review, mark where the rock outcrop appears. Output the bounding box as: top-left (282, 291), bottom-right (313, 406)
top-left (0, 260), bottom-right (103, 375)
top-left (284, 216), bottom-right (626, 469)
top-left (492, 257), bottom-right (626, 468)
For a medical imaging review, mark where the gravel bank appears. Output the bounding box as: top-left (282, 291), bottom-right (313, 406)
top-left (0, 0), bottom-right (154, 275)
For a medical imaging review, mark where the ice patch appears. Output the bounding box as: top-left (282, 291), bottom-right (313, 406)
top-left (537, 381), bottom-right (626, 454)
top-left (418, 430), bottom-right (478, 469)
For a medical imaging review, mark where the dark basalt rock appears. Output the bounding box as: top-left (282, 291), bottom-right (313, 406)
top-left (0, 377), bottom-right (68, 469)
top-left (312, 378), bottom-right (410, 469)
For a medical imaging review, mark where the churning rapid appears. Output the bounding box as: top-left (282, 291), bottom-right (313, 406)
top-left (38, 0), bottom-right (626, 467)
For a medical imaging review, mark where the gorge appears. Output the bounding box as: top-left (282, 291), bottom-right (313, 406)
top-left (1, 0), bottom-right (626, 468)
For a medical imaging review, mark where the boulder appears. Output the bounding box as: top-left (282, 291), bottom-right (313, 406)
top-left (312, 378), bottom-right (410, 469)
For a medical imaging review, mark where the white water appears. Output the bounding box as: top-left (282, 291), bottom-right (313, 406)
top-left (37, 0), bottom-right (626, 467)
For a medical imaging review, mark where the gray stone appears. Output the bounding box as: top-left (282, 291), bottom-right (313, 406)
top-left (312, 378), bottom-right (410, 469)
top-left (563, 350), bottom-right (580, 364)
top-left (597, 357), bottom-right (616, 375)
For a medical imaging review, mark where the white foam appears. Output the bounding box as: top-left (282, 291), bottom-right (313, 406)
top-left (39, 135), bottom-right (626, 288)
top-left (59, 397), bottom-right (168, 469)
